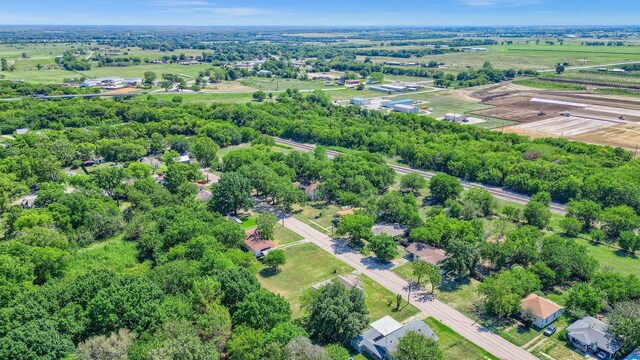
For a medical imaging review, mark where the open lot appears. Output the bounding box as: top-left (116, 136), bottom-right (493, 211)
top-left (424, 317), bottom-right (499, 360)
top-left (258, 242), bottom-right (420, 321)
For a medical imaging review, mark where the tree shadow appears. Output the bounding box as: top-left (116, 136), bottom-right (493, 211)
top-left (259, 267), bottom-right (280, 278)
top-left (360, 257), bottom-right (394, 271)
top-left (438, 277), bottom-right (471, 293)
top-left (614, 249), bottom-right (637, 259)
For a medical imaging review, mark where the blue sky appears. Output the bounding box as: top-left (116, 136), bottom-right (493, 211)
top-left (0, 0), bottom-right (638, 26)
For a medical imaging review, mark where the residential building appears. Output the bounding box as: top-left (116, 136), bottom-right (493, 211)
top-left (566, 316), bottom-right (622, 360)
top-left (520, 294), bottom-right (563, 328)
top-left (195, 189), bottom-right (212, 202)
top-left (350, 97), bottom-right (372, 106)
top-left (293, 180), bottom-right (320, 200)
top-left (352, 316), bottom-right (438, 360)
top-left (258, 69), bottom-right (273, 77)
top-left (15, 128), bottom-right (28, 135)
top-left (244, 229), bottom-right (274, 258)
top-left (406, 243), bottom-right (446, 265)
top-left (372, 224), bottom-right (407, 238)
top-left (393, 104), bottom-right (419, 114)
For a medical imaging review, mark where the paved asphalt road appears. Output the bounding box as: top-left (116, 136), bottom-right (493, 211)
top-left (275, 137), bottom-right (567, 214)
top-left (279, 214), bottom-right (538, 360)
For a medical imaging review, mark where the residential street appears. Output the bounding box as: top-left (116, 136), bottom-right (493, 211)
top-left (279, 214), bottom-right (539, 360)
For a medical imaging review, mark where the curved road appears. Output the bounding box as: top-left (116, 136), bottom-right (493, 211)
top-left (275, 137), bottom-right (567, 214)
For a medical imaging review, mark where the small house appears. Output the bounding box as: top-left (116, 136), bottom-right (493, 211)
top-left (406, 243), bottom-right (446, 265)
top-left (244, 229), bottom-right (274, 258)
top-left (372, 224), bottom-right (407, 238)
top-left (195, 189), bottom-right (212, 202)
top-left (258, 70), bottom-right (273, 77)
top-left (175, 155), bottom-right (190, 164)
top-left (352, 316), bottom-right (438, 360)
top-left (15, 128), bottom-right (29, 135)
top-left (294, 180), bottom-right (319, 200)
top-left (520, 294), bottom-right (563, 328)
top-left (567, 316), bottom-right (622, 360)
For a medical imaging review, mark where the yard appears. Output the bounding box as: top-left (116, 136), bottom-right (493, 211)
top-left (258, 242), bottom-right (420, 322)
top-left (424, 317), bottom-right (498, 360)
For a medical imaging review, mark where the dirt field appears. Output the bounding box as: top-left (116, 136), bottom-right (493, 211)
top-left (572, 122), bottom-right (640, 150)
top-left (473, 84), bottom-right (640, 150)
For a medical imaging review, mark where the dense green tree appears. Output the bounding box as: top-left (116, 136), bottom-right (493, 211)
top-left (441, 240), bottom-right (480, 278)
top-left (523, 200), bottom-right (551, 229)
top-left (263, 249), bottom-right (286, 272)
top-left (191, 136), bottom-right (219, 167)
top-left (208, 172), bottom-right (253, 215)
top-left (217, 267), bottom-right (261, 310)
top-left (256, 212), bottom-right (277, 240)
top-left (368, 234), bottom-right (399, 262)
top-left (540, 235), bottom-right (597, 284)
top-left (610, 300), bottom-right (640, 357)
top-left (600, 205), bottom-right (640, 239)
top-left (336, 213), bottom-right (374, 244)
top-left (233, 289), bottom-right (291, 332)
top-left (566, 283), bottom-right (605, 316)
top-left (429, 173), bottom-right (462, 204)
top-left (400, 173), bottom-right (427, 194)
top-left (566, 200), bottom-right (602, 230)
top-left (478, 267), bottom-right (541, 317)
top-left (394, 331), bottom-right (443, 360)
top-left (76, 328), bottom-right (133, 360)
top-left (559, 217), bottom-right (582, 237)
top-left (462, 187), bottom-right (496, 217)
top-left (306, 282), bottom-right (368, 345)
top-left (226, 326), bottom-right (266, 360)
top-left (325, 344), bottom-right (350, 360)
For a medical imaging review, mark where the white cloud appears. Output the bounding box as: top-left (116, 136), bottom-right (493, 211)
top-left (209, 7), bottom-right (270, 16)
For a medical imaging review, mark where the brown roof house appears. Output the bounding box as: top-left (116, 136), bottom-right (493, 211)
top-left (294, 180), bottom-right (319, 200)
top-left (406, 243), bottom-right (446, 265)
top-left (520, 294), bottom-right (564, 328)
top-left (244, 229), bottom-right (274, 258)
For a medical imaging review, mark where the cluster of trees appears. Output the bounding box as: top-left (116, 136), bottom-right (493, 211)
top-left (437, 61), bottom-right (516, 88)
top-left (55, 50), bottom-right (91, 71)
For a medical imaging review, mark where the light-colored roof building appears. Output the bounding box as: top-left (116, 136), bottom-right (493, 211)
top-left (520, 294), bottom-right (563, 328)
top-left (567, 316), bottom-right (622, 359)
top-left (195, 189), bottom-right (212, 202)
top-left (372, 224), bottom-right (407, 238)
top-left (352, 316), bottom-right (438, 360)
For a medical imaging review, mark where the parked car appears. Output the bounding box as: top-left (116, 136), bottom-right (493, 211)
top-left (543, 325), bottom-right (557, 336)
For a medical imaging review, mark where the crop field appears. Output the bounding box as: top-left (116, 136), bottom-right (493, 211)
top-left (364, 43), bottom-right (640, 72)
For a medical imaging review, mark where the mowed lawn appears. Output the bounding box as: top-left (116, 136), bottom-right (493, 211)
top-left (258, 242), bottom-right (420, 322)
top-left (424, 317), bottom-right (498, 360)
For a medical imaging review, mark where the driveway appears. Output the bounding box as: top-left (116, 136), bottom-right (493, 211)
top-left (280, 214), bottom-right (538, 360)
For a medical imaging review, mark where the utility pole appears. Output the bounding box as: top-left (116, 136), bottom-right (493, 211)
top-left (635, 145), bottom-right (638, 159)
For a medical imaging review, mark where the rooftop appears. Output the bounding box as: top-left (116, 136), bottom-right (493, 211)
top-left (370, 316), bottom-right (403, 337)
top-left (244, 229), bottom-right (275, 252)
top-left (357, 318), bottom-right (438, 359)
top-left (406, 243), bottom-right (446, 265)
top-left (521, 293), bottom-right (563, 319)
top-left (567, 316), bottom-right (622, 354)
top-left (372, 223), bottom-right (407, 238)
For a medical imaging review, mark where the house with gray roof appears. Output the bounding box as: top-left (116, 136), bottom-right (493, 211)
top-left (372, 224), bottom-right (407, 238)
top-left (352, 316), bottom-right (438, 360)
top-left (567, 316), bottom-right (622, 360)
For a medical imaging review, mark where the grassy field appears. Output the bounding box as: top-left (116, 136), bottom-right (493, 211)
top-left (574, 237), bottom-right (640, 276)
top-left (292, 202), bottom-right (341, 234)
top-left (272, 225), bottom-right (305, 246)
top-left (512, 78), bottom-right (587, 90)
top-left (409, 43), bottom-right (640, 71)
top-left (64, 236), bottom-right (148, 282)
top-left (152, 91), bottom-right (260, 104)
top-left (424, 317), bottom-right (499, 360)
top-left (258, 242), bottom-right (419, 321)
top-left (241, 77), bottom-right (326, 91)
